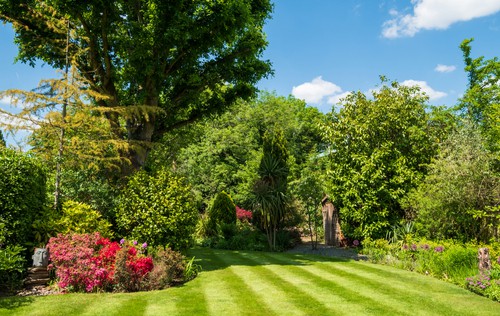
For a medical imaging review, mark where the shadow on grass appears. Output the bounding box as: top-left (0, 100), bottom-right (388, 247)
top-left (187, 247), bottom-right (352, 272)
top-left (0, 295), bottom-right (35, 310)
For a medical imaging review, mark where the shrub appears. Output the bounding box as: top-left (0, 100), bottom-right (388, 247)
top-left (47, 233), bottom-right (152, 293)
top-left (466, 264), bottom-right (500, 301)
top-left (362, 238), bottom-right (482, 286)
top-left (47, 233), bottom-right (115, 292)
top-left (115, 169), bottom-right (198, 250)
top-left (0, 244), bottom-right (26, 294)
top-left (0, 148), bottom-right (47, 247)
top-left (57, 200), bottom-right (113, 238)
top-left (236, 206), bottom-right (253, 222)
top-left (113, 245), bottom-right (153, 292)
top-left (144, 247), bottom-right (186, 290)
top-left (207, 191), bottom-right (237, 235)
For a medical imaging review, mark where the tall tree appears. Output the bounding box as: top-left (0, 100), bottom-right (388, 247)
top-left (0, 0), bottom-right (273, 172)
top-left (324, 79), bottom-right (438, 239)
top-left (459, 38), bottom-right (500, 155)
top-left (253, 128), bottom-right (289, 250)
top-left (0, 66), bottom-right (126, 209)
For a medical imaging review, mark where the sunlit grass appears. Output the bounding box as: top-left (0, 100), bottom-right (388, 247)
top-left (1, 248), bottom-right (499, 315)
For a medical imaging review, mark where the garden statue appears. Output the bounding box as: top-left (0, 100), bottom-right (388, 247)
top-left (32, 247), bottom-right (49, 267)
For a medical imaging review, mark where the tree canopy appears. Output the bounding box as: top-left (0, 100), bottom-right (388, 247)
top-left (324, 79), bottom-right (439, 239)
top-left (0, 0), bottom-right (273, 171)
top-left (459, 38), bottom-right (500, 155)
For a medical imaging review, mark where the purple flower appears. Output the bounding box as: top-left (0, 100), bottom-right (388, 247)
top-left (120, 238), bottom-right (125, 245)
top-left (402, 244), bottom-right (409, 250)
top-left (434, 246), bottom-right (444, 253)
top-left (411, 244), bottom-right (417, 251)
top-left (497, 256), bottom-right (500, 265)
top-left (421, 244), bottom-right (430, 250)
top-left (353, 240), bottom-right (360, 247)
top-left (142, 242), bottom-right (148, 248)
top-left (133, 240), bottom-right (138, 245)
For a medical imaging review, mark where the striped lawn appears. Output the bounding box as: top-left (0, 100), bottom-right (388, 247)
top-left (1, 248), bottom-right (500, 316)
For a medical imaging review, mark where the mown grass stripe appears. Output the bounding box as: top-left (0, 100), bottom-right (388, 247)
top-left (310, 258), bottom-right (487, 314)
top-left (102, 295), bottom-right (148, 316)
top-left (211, 250), bottom-right (333, 316)
top-left (204, 255), bottom-right (277, 315)
top-left (305, 260), bottom-right (461, 316)
top-left (238, 251), bottom-right (407, 315)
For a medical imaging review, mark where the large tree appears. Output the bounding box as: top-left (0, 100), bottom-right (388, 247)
top-left (324, 79), bottom-right (439, 239)
top-left (459, 38), bottom-right (500, 155)
top-left (0, 0), bottom-right (273, 171)
top-left (149, 93), bottom-right (326, 209)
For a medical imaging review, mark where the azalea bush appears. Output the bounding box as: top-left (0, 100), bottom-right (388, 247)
top-left (47, 233), bottom-right (194, 293)
top-left (236, 206), bottom-right (252, 222)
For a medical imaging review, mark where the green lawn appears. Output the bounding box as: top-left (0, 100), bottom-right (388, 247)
top-left (1, 248), bottom-right (499, 315)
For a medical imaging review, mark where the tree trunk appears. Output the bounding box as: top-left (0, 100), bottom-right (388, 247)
top-left (478, 247), bottom-right (491, 272)
top-left (322, 195), bottom-right (343, 247)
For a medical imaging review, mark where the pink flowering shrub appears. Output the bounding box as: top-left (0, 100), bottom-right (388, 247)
top-left (47, 233), bottom-right (154, 292)
top-left (236, 206), bottom-right (252, 222)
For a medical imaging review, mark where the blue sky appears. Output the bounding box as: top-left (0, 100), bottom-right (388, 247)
top-left (1, 0), bottom-right (500, 120)
top-left (259, 0), bottom-right (500, 112)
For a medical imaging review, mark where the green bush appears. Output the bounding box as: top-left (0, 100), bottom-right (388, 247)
top-left (58, 200), bottom-right (113, 238)
top-left (0, 148), bottom-right (47, 247)
top-left (115, 169), bottom-right (198, 250)
top-left (362, 238), bottom-right (480, 284)
top-left (207, 191), bottom-right (237, 236)
top-left (144, 247), bottom-right (187, 290)
top-left (0, 244), bottom-right (26, 294)
top-left (208, 221), bottom-right (269, 251)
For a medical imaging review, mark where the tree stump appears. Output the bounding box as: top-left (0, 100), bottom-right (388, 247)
top-left (478, 247), bottom-right (491, 272)
top-left (322, 195), bottom-right (343, 247)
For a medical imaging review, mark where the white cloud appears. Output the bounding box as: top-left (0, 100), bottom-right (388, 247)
top-left (382, 0), bottom-right (500, 38)
top-left (435, 64), bottom-right (456, 73)
top-left (401, 79), bottom-right (447, 100)
top-left (327, 91), bottom-right (352, 105)
top-left (292, 76), bottom-right (342, 104)
top-left (0, 96), bottom-right (12, 105)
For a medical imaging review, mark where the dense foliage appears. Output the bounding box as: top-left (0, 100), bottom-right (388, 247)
top-left (149, 93), bottom-right (326, 210)
top-left (0, 222), bottom-right (25, 294)
top-left (324, 79), bottom-right (439, 240)
top-left (0, 0), bottom-right (273, 171)
top-left (207, 191), bottom-right (237, 236)
top-left (57, 200), bottom-right (113, 238)
top-left (115, 169), bottom-right (198, 250)
top-left (404, 123), bottom-right (500, 242)
top-left (459, 38), bottom-right (500, 155)
top-left (0, 148), bottom-right (47, 247)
